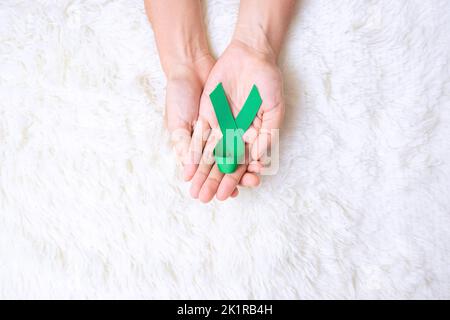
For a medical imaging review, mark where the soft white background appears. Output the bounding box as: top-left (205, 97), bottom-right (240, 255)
top-left (0, 0), bottom-right (449, 299)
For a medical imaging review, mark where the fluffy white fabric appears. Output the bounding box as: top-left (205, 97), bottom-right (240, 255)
top-left (0, 0), bottom-right (449, 299)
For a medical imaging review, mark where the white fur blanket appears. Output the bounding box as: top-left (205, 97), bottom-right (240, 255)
top-left (0, 0), bottom-right (449, 299)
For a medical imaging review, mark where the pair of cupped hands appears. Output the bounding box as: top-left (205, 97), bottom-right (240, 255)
top-left (166, 40), bottom-right (284, 203)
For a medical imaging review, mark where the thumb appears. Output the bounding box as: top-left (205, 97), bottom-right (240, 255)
top-left (169, 125), bottom-right (192, 166)
top-left (166, 110), bottom-right (194, 178)
top-left (165, 76), bottom-right (205, 177)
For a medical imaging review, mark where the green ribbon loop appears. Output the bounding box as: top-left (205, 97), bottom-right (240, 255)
top-left (209, 83), bottom-right (262, 174)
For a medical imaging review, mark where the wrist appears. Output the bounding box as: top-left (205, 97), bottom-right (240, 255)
top-left (165, 51), bottom-right (214, 84)
top-left (232, 24), bottom-right (278, 63)
top-left (145, 0), bottom-right (212, 78)
top-left (232, 0), bottom-right (296, 61)
top-left (161, 41), bottom-right (211, 78)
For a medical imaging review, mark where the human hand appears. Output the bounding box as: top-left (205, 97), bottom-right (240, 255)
top-left (185, 40), bottom-right (285, 202)
top-left (165, 55), bottom-right (214, 175)
top-left (146, 0), bottom-right (294, 201)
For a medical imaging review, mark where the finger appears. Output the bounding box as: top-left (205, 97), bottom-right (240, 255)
top-left (239, 172), bottom-right (260, 187)
top-left (166, 111), bottom-right (194, 172)
top-left (184, 83), bottom-right (221, 181)
top-left (198, 164), bottom-right (224, 203)
top-left (251, 129), bottom-right (272, 161)
top-left (189, 128), bottom-right (221, 199)
top-left (250, 104), bottom-right (284, 162)
top-left (216, 141), bottom-right (254, 200)
top-left (169, 127), bottom-right (191, 165)
top-left (216, 164), bottom-right (247, 201)
top-left (247, 160), bottom-right (263, 174)
top-left (242, 127), bottom-right (258, 145)
top-left (242, 119), bottom-right (263, 178)
top-left (183, 118), bottom-right (210, 181)
top-left (231, 188), bottom-right (239, 198)
top-left (240, 133), bottom-right (262, 187)
top-left (165, 78), bottom-right (203, 179)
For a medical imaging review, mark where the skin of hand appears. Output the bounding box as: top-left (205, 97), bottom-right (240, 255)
top-left (164, 55), bottom-right (214, 170)
top-left (185, 0), bottom-right (296, 203)
top-left (186, 39), bottom-right (285, 203)
top-left (145, 0), bottom-right (258, 197)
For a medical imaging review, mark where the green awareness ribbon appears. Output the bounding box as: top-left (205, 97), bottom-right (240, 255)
top-left (209, 83), bottom-right (262, 174)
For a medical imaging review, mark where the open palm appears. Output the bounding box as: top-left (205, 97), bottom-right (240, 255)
top-left (185, 40), bottom-right (285, 202)
top-left (164, 56), bottom-right (211, 168)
